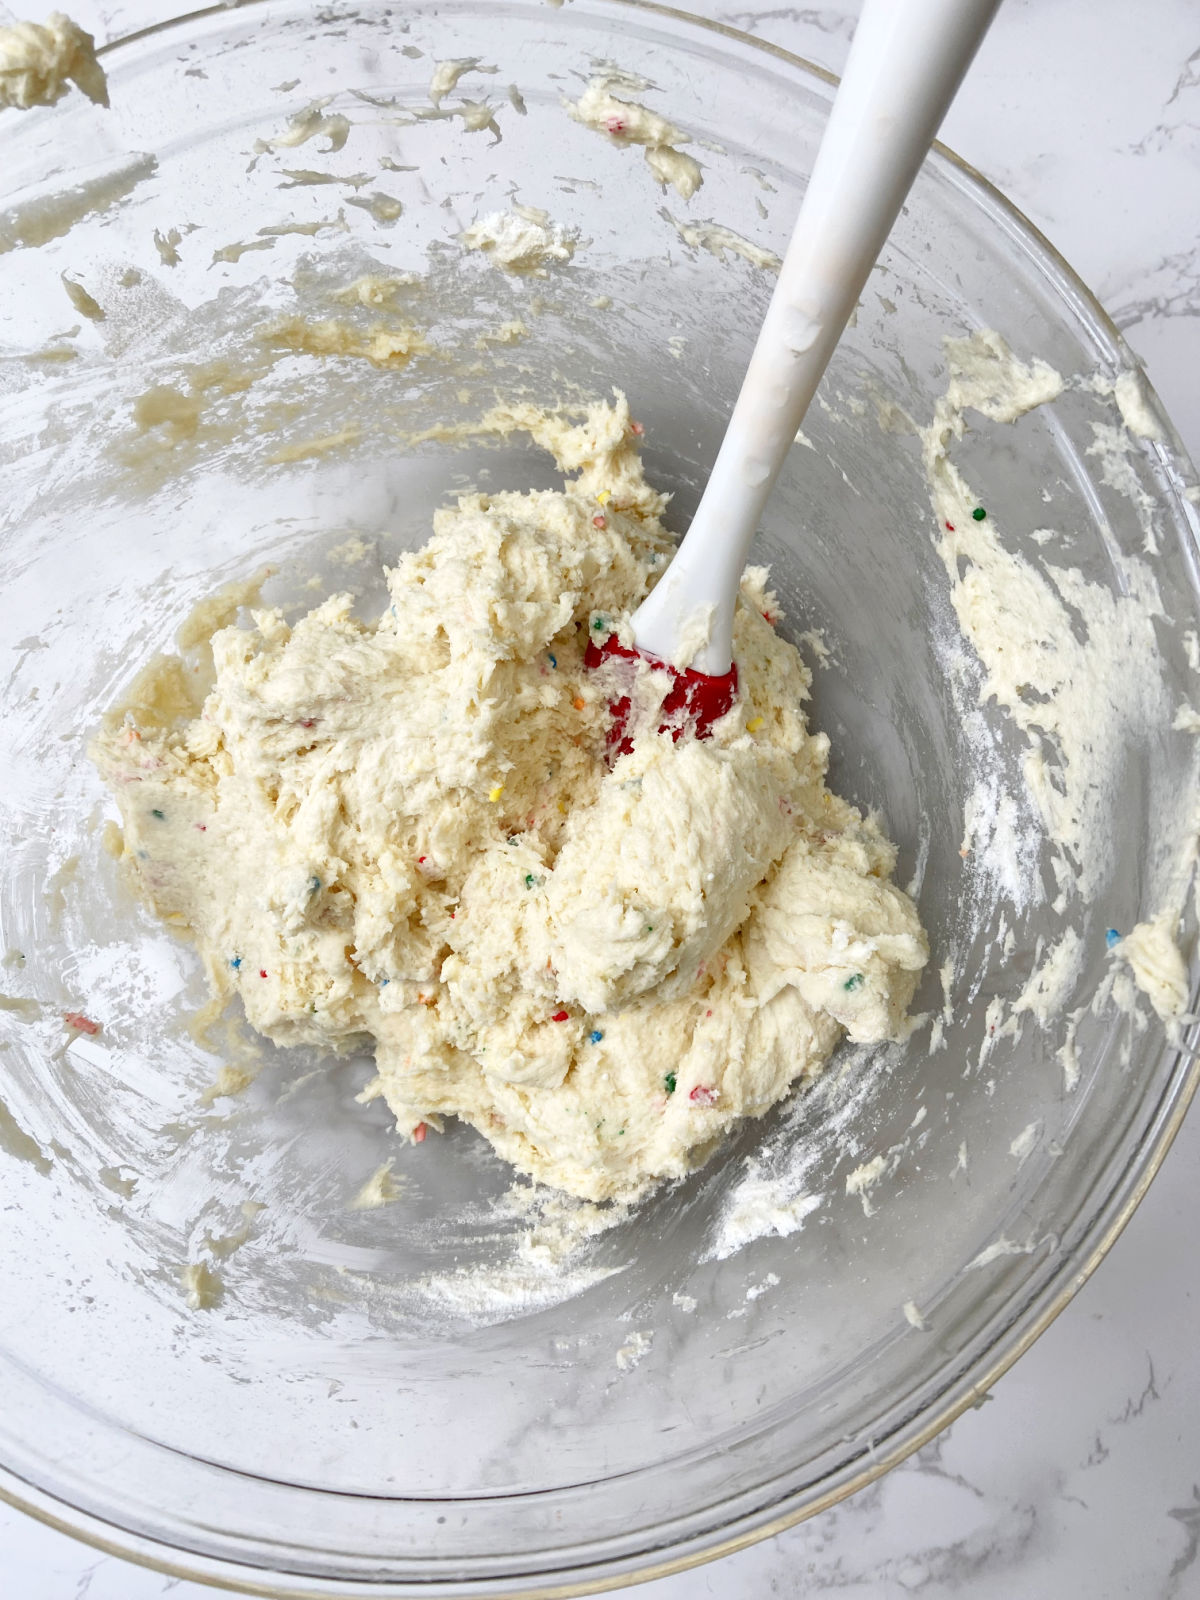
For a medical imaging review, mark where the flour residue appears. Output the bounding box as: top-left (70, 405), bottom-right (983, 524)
top-left (705, 1157), bottom-right (821, 1261)
top-left (922, 332), bottom-right (1171, 904)
top-left (615, 1329), bottom-right (652, 1370)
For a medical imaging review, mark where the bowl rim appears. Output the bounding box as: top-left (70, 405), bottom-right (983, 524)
top-left (1, 0), bottom-right (1197, 1594)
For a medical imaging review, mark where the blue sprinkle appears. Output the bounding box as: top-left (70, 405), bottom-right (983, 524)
top-left (229, 956), bottom-right (242, 970)
top-left (309, 876), bottom-right (321, 894)
top-left (548, 653), bottom-right (557, 668)
top-left (379, 977), bottom-right (390, 986)
top-left (1105, 928), bottom-right (1121, 949)
top-left (589, 1029), bottom-right (603, 1044)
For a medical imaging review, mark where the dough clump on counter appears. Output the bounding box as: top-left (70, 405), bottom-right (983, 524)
top-left (92, 396), bottom-right (927, 1202)
top-left (0, 11), bottom-right (107, 110)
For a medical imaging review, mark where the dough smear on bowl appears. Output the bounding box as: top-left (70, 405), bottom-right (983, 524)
top-left (92, 395), bottom-right (927, 1201)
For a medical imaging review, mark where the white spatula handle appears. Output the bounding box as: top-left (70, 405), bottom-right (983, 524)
top-left (632, 0), bottom-right (1002, 676)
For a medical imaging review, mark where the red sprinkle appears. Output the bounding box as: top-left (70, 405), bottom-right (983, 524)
top-left (605, 116), bottom-right (625, 135)
top-left (300, 719), bottom-right (316, 728)
top-left (259, 970), bottom-right (268, 979)
top-left (689, 1084), bottom-right (719, 1106)
top-left (65, 1012), bottom-right (100, 1035)
top-left (195, 824), bottom-right (207, 832)
top-left (629, 420), bottom-right (644, 436)
top-left (592, 514), bottom-right (607, 529)
top-left (945, 521), bottom-right (955, 532)
top-left (413, 1121), bottom-right (427, 1143)
top-left (551, 1009), bottom-right (570, 1023)
top-left (417, 856), bottom-right (426, 864)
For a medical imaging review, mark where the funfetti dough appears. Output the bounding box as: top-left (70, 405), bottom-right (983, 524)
top-left (92, 394), bottom-right (927, 1203)
top-left (0, 12), bottom-right (108, 110)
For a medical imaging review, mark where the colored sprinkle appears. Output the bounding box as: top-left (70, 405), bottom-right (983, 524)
top-left (64, 1012), bottom-right (100, 1035)
top-left (413, 1121), bottom-right (427, 1143)
top-left (589, 1029), bottom-right (604, 1044)
top-left (945, 520), bottom-right (955, 532)
top-left (689, 1084), bottom-right (719, 1106)
top-left (572, 695), bottom-right (586, 711)
top-left (488, 784), bottom-right (504, 802)
top-left (591, 616), bottom-right (606, 631)
top-left (592, 514), bottom-right (607, 529)
top-left (259, 969), bottom-right (268, 979)
top-left (746, 715), bottom-right (764, 732)
top-left (151, 808), bottom-right (165, 820)
top-left (596, 490), bottom-right (611, 506)
top-left (972, 507), bottom-right (987, 521)
top-left (843, 973), bottom-right (864, 991)
top-left (664, 1071), bottom-right (677, 1094)
top-left (629, 420), bottom-right (644, 436)
top-left (229, 956), bottom-right (242, 970)
top-left (605, 115), bottom-right (625, 135)
top-left (300, 718), bottom-right (316, 729)
top-left (309, 876), bottom-right (321, 893)
top-left (551, 1009), bottom-right (570, 1023)
top-left (524, 873), bottom-right (537, 888)
top-left (379, 977), bottom-right (390, 986)
top-left (548, 654), bottom-right (557, 668)
top-left (1105, 928), bottom-right (1121, 949)
top-left (195, 823), bottom-right (207, 832)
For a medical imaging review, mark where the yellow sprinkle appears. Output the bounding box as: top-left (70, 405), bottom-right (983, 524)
top-left (596, 489), bottom-right (611, 506)
top-left (556, 799), bottom-right (566, 813)
top-left (488, 784), bottom-right (504, 802)
top-left (747, 715), bottom-right (764, 732)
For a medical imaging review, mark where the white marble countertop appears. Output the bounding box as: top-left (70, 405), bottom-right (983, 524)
top-left (2, 0), bottom-right (1198, 1595)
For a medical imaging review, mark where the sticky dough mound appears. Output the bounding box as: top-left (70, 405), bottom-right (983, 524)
top-left (93, 396), bottom-right (927, 1202)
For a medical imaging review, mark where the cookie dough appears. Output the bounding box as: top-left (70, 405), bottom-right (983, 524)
top-left (0, 12), bottom-right (107, 110)
top-left (92, 396), bottom-right (927, 1202)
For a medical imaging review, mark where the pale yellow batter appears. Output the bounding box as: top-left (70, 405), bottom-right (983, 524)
top-left (92, 396), bottom-right (927, 1202)
top-left (0, 12), bottom-right (107, 110)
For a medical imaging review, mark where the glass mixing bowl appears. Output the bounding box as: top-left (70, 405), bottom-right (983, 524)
top-left (1, 1), bottom-right (1198, 1593)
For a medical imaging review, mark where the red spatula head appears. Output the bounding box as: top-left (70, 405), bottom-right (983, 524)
top-left (583, 634), bottom-right (739, 759)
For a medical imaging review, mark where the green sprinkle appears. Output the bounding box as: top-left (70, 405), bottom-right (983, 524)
top-left (524, 873), bottom-right (536, 888)
top-left (665, 1072), bottom-right (677, 1094)
top-left (592, 616), bottom-right (606, 631)
top-left (151, 808), bottom-right (165, 820)
top-left (843, 973), bottom-right (864, 992)
top-left (972, 506), bottom-right (987, 521)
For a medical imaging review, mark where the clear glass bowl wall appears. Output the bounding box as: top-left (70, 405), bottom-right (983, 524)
top-left (0, 1), bottom-right (1197, 1594)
